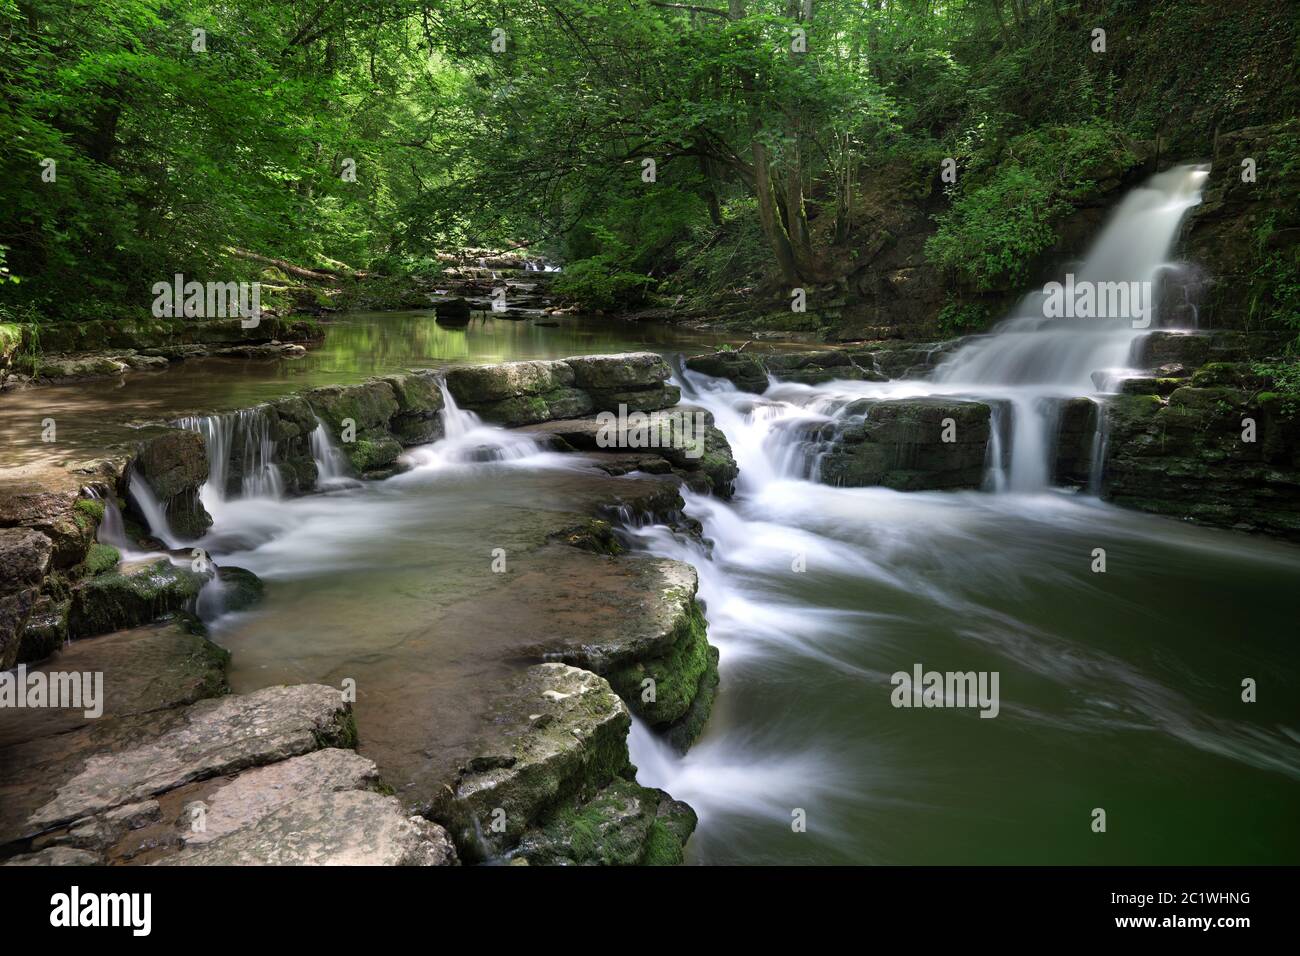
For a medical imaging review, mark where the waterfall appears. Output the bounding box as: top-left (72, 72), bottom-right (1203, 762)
top-left (691, 166), bottom-right (1210, 496)
top-left (178, 408), bottom-right (284, 503)
top-left (438, 379), bottom-right (479, 439)
top-left (309, 418), bottom-right (353, 490)
top-left (87, 487), bottom-right (130, 550)
top-left (126, 473), bottom-right (178, 548)
top-left (929, 163), bottom-right (1210, 490)
top-left (397, 379), bottom-right (555, 472)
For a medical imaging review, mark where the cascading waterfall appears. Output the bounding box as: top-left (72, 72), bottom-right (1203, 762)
top-left (309, 417), bottom-right (353, 490)
top-left (398, 380), bottom-right (548, 470)
top-left (126, 472), bottom-right (178, 548)
top-left (617, 166), bottom-right (1300, 863)
top-left (87, 487), bottom-right (130, 550)
top-left (178, 407), bottom-right (285, 503)
top-left (930, 163), bottom-right (1210, 491)
top-left (683, 165), bottom-right (1211, 496)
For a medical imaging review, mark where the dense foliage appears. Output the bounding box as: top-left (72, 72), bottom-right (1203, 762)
top-left (1, 0), bottom-right (1297, 327)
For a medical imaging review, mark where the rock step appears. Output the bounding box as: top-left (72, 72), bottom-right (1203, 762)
top-left (436, 662), bottom-right (695, 865)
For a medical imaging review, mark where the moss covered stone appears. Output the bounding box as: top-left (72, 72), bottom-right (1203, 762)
top-left (68, 559), bottom-right (208, 639)
top-left (607, 600), bottom-right (712, 728)
top-left (82, 543), bottom-right (121, 576)
top-left (513, 778), bottom-right (696, 866)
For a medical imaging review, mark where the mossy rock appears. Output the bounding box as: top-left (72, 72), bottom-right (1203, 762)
top-left (17, 597), bottom-right (70, 664)
top-left (67, 559), bottom-right (208, 639)
top-left (341, 434), bottom-right (403, 473)
top-left (81, 543), bottom-right (121, 576)
top-left (73, 498), bottom-right (105, 524)
top-left (216, 565), bottom-right (265, 613)
top-left (514, 778), bottom-right (696, 866)
top-left (606, 601), bottom-right (713, 729)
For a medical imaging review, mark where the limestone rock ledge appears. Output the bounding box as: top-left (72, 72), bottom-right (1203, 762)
top-left (436, 663), bottom-right (696, 866)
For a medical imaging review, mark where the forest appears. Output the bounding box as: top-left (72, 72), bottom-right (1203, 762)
top-left (0, 0), bottom-right (1298, 884)
top-left (3, 0), bottom-right (1296, 335)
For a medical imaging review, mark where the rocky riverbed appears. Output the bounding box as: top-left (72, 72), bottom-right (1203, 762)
top-left (1, 351), bottom-right (733, 866)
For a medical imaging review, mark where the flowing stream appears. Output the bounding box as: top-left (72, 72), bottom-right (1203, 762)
top-left (41, 167), bottom-right (1299, 864)
top-left (620, 166), bottom-right (1300, 863)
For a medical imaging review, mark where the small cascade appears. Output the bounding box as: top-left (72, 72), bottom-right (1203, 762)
top-left (87, 487), bottom-right (130, 550)
top-left (178, 407), bottom-right (284, 502)
top-left (309, 418), bottom-right (354, 490)
top-left (1087, 399), bottom-right (1111, 495)
top-left (397, 380), bottom-right (553, 472)
top-left (983, 402), bottom-right (1010, 493)
top-left (126, 473), bottom-right (178, 547)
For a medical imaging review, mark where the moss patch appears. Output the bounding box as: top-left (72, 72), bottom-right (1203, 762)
top-left (82, 543), bottom-right (121, 576)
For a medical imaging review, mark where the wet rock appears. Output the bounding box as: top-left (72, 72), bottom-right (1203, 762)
top-left (4, 847), bottom-right (101, 866)
top-left (818, 397), bottom-right (991, 490)
top-left (133, 429), bottom-right (212, 539)
top-left (513, 778), bottom-right (696, 866)
top-left (523, 407), bottom-right (738, 498)
top-left (0, 527), bottom-right (54, 669)
top-left (445, 354), bottom-right (678, 426)
top-left (471, 388), bottom-right (595, 427)
top-left (566, 352), bottom-right (671, 390)
top-left (433, 296), bottom-right (472, 325)
top-left (158, 790), bottom-right (457, 866)
top-left (440, 663), bottom-right (633, 860)
top-left (16, 353), bottom-right (129, 381)
top-left (0, 478), bottom-right (95, 569)
top-left (67, 558), bottom-right (208, 640)
top-left (1053, 398), bottom-right (1100, 487)
top-left (381, 370), bottom-right (445, 445)
top-left (0, 623), bottom-right (230, 752)
top-left (212, 565), bottom-right (264, 614)
top-left (304, 380), bottom-right (404, 473)
top-left (446, 359), bottom-right (574, 404)
top-left (1100, 376), bottom-right (1300, 539)
top-left (684, 351), bottom-right (770, 392)
top-left (16, 595), bottom-right (69, 664)
top-left (532, 557), bottom-right (719, 748)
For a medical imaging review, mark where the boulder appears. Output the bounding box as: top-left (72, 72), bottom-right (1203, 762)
top-left (0, 479), bottom-right (95, 569)
top-left (445, 360), bottom-right (574, 404)
top-left (564, 352), bottom-right (671, 390)
top-left (818, 397), bottom-right (992, 490)
top-left (381, 370), bottom-right (445, 445)
top-left (0, 527), bottom-right (53, 669)
top-left (133, 429), bottom-right (212, 539)
top-left (67, 558), bottom-right (208, 640)
top-left (440, 663), bottom-right (633, 860)
top-left (513, 778), bottom-right (697, 866)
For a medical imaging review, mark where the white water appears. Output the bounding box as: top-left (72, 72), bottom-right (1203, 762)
top-left (700, 165), bottom-right (1210, 495)
top-left (309, 418), bottom-right (355, 490)
top-left (397, 381), bottom-right (553, 472)
top-left (624, 370), bottom-right (1300, 862)
top-left (179, 408), bottom-right (285, 505)
top-left (126, 473), bottom-right (180, 549)
top-left (616, 167), bottom-right (1300, 862)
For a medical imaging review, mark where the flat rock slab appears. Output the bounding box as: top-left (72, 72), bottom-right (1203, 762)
top-left (157, 790), bottom-right (456, 866)
top-left (0, 683), bottom-right (353, 844)
top-left (0, 622), bottom-right (229, 750)
top-left (181, 748), bottom-right (380, 846)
